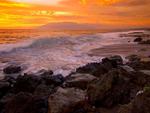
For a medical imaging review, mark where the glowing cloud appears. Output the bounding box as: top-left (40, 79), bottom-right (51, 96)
top-left (0, 0), bottom-right (149, 28)
top-left (10, 0), bottom-right (62, 5)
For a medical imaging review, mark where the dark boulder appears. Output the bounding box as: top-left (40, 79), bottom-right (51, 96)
top-left (75, 62), bottom-right (109, 77)
top-left (75, 56), bottom-right (123, 77)
top-left (87, 69), bottom-right (131, 107)
top-left (48, 87), bottom-right (86, 113)
top-left (44, 74), bottom-right (65, 86)
top-left (3, 65), bottom-right (22, 74)
top-left (3, 92), bottom-right (48, 113)
top-left (0, 81), bottom-right (10, 99)
top-left (35, 69), bottom-right (53, 76)
top-left (102, 55), bottom-right (123, 67)
top-left (34, 84), bottom-right (55, 97)
top-left (13, 75), bottom-right (41, 93)
top-left (64, 73), bottom-right (97, 90)
top-left (127, 61), bottom-right (150, 70)
top-left (139, 39), bottom-right (150, 45)
top-left (125, 55), bottom-right (141, 63)
top-left (118, 87), bottom-right (150, 113)
top-left (134, 37), bottom-right (142, 42)
top-left (0, 93), bottom-right (15, 112)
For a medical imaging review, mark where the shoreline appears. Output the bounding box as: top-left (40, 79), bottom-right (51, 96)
top-left (0, 54), bottom-right (150, 113)
top-left (0, 30), bottom-right (150, 113)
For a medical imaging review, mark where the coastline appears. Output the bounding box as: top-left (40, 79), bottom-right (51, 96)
top-left (0, 54), bottom-right (150, 113)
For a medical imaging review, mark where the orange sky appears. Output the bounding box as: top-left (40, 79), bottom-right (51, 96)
top-left (0, 0), bottom-right (150, 29)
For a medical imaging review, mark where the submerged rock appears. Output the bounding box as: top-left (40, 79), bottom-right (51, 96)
top-left (65, 73), bottom-right (97, 89)
top-left (3, 65), bottom-right (22, 74)
top-left (48, 87), bottom-right (86, 113)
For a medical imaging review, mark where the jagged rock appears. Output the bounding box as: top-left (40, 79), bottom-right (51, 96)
top-left (75, 62), bottom-right (110, 77)
top-left (118, 87), bottom-right (150, 113)
top-left (65, 73), bottom-right (97, 90)
top-left (139, 39), bottom-right (150, 44)
top-left (13, 75), bottom-right (41, 93)
top-left (127, 61), bottom-right (150, 70)
top-left (0, 93), bottom-right (14, 112)
top-left (120, 65), bottom-right (135, 73)
top-left (34, 84), bottom-right (55, 97)
top-left (3, 65), bottom-right (22, 74)
top-left (35, 69), bottom-right (53, 76)
top-left (0, 81), bottom-right (10, 98)
top-left (44, 74), bottom-right (65, 86)
top-left (125, 55), bottom-right (141, 62)
top-left (102, 55), bottom-right (123, 66)
top-left (48, 87), bottom-right (86, 113)
top-left (3, 92), bottom-right (48, 113)
top-left (75, 56), bottom-right (123, 78)
top-left (140, 70), bottom-right (150, 76)
top-left (134, 37), bottom-right (142, 42)
top-left (60, 100), bottom-right (96, 113)
top-left (87, 69), bottom-right (131, 107)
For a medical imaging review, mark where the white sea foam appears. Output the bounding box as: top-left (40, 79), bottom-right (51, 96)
top-left (0, 30), bottom-right (147, 76)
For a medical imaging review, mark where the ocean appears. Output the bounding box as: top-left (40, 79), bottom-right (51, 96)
top-left (0, 29), bottom-right (149, 77)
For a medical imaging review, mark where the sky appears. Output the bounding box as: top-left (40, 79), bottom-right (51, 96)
top-left (0, 0), bottom-right (150, 29)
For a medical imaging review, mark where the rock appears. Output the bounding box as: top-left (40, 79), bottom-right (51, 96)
top-left (127, 61), bottom-right (150, 70)
top-left (118, 87), bottom-right (150, 113)
top-left (44, 74), bottom-right (65, 86)
top-left (75, 56), bottom-right (123, 78)
top-left (3, 65), bottom-right (22, 74)
top-left (140, 70), bottom-right (150, 76)
top-left (13, 75), bottom-right (41, 93)
top-left (120, 65), bottom-right (135, 73)
top-left (3, 92), bottom-right (48, 113)
top-left (125, 55), bottom-right (141, 62)
top-left (0, 81), bottom-right (10, 98)
top-left (34, 84), bottom-right (55, 97)
top-left (65, 73), bottom-right (97, 90)
top-left (102, 55), bottom-right (123, 66)
top-left (129, 71), bottom-right (150, 88)
top-left (4, 76), bottom-right (16, 86)
top-left (60, 100), bottom-right (95, 113)
top-left (139, 39), bottom-right (150, 45)
top-left (87, 69), bottom-right (131, 107)
top-left (0, 93), bottom-right (15, 112)
top-left (48, 87), bottom-right (86, 113)
top-left (134, 37), bottom-right (142, 42)
top-left (75, 62), bottom-right (110, 77)
top-left (35, 69), bottom-right (53, 76)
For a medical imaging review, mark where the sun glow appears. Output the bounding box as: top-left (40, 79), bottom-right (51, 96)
top-left (0, 0), bottom-right (149, 28)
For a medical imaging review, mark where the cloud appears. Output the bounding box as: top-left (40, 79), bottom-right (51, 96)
top-left (0, 0), bottom-right (150, 28)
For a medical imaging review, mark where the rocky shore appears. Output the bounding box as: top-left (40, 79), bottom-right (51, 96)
top-left (0, 54), bottom-right (150, 113)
